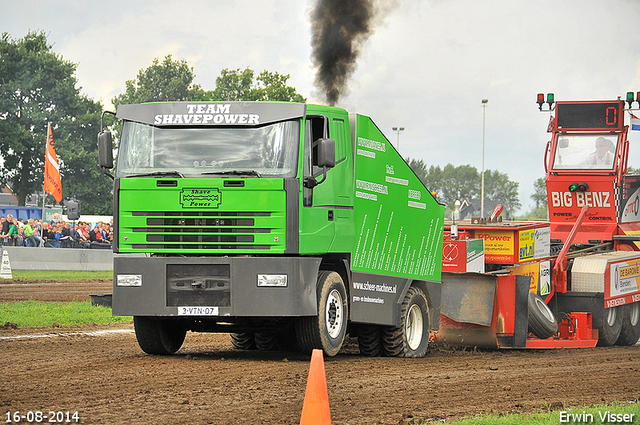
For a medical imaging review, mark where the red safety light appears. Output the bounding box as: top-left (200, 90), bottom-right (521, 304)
top-left (537, 93), bottom-right (545, 110)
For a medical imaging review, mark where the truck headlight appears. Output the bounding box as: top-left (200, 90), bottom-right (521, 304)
top-left (117, 274), bottom-right (142, 287)
top-left (257, 274), bottom-right (287, 287)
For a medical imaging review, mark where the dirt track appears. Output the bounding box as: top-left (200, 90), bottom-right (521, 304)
top-left (1, 282), bottom-right (639, 424)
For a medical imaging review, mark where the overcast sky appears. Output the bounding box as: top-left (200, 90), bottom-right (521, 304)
top-left (3, 0), bottom-right (640, 212)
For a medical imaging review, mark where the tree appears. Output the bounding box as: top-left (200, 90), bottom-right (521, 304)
top-left (112, 55), bottom-right (208, 107)
top-left (531, 177), bottom-right (547, 209)
top-left (55, 97), bottom-right (113, 214)
top-left (406, 158), bottom-right (427, 182)
top-left (0, 31), bottom-right (112, 213)
top-left (408, 161), bottom-right (521, 214)
top-left (482, 169), bottom-right (521, 213)
top-left (210, 68), bottom-right (306, 102)
top-left (516, 176), bottom-right (549, 220)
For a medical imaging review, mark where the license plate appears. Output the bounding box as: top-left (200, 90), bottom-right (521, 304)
top-left (177, 306), bottom-right (219, 316)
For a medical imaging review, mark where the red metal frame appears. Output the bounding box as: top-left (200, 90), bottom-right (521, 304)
top-left (438, 272), bottom-right (598, 349)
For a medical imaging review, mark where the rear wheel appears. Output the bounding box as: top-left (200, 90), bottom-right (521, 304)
top-left (230, 332), bottom-right (256, 350)
top-left (133, 316), bottom-right (187, 355)
top-left (357, 325), bottom-right (383, 357)
top-left (597, 305), bottom-right (622, 346)
top-left (255, 332), bottom-right (279, 351)
top-left (615, 303), bottom-right (640, 346)
top-left (295, 270), bottom-right (348, 357)
top-left (527, 292), bottom-right (558, 339)
top-left (381, 286), bottom-right (429, 358)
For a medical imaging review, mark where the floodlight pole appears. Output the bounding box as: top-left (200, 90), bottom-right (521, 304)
top-left (481, 99), bottom-right (488, 219)
top-left (392, 126), bottom-right (404, 151)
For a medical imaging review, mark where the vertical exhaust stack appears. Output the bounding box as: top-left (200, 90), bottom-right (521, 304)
top-left (310, 0), bottom-right (378, 106)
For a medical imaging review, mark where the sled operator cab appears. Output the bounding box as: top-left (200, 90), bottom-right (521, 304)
top-left (538, 93), bottom-right (640, 347)
top-left (542, 95), bottom-right (640, 252)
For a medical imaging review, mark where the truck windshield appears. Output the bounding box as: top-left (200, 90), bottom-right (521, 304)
top-left (552, 134), bottom-right (619, 171)
top-left (115, 120), bottom-right (300, 178)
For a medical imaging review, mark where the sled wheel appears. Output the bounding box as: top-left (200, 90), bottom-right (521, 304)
top-left (230, 332), bottom-right (256, 350)
top-left (357, 324), bottom-right (383, 357)
top-left (295, 270), bottom-right (348, 357)
top-left (381, 286), bottom-right (430, 358)
top-left (615, 303), bottom-right (640, 346)
top-left (134, 316), bottom-right (186, 355)
top-left (597, 305), bottom-right (623, 346)
top-left (527, 292), bottom-right (558, 339)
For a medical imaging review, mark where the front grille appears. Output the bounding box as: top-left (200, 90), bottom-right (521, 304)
top-left (124, 210), bottom-right (281, 252)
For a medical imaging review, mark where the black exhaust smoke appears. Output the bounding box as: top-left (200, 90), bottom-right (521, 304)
top-left (310, 0), bottom-right (376, 106)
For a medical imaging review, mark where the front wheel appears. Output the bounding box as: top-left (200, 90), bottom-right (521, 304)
top-left (295, 270), bottom-right (348, 357)
top-left (615, 303), bottom-right (640, 346)
top-left (382, 286), bottom-right (430, 358)
top-left (133, 316), bottom-right (187, 355)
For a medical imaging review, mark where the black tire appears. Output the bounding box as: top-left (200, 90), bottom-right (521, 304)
top-left (255, 332), bottom-right (279, 351)
top-left (357, 324), bottom-right (383, 357)
top-left (295, 270), bottom-right (348, 357)
top-left (527, 292), bottom-right (558, 339)
top-left (133, 316), bottom-right (187, 355)
top-left (615, 303), bottom-right (640, 346)
top-left (597, 305), bottom-right (623, 346)
top-left (381, 286), bottom-right (430, 358)
top-left (230, 332), bottom-right (256, 350)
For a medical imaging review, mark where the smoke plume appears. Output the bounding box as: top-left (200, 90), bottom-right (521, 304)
top-left (310, 0), bottom-right (377, 106)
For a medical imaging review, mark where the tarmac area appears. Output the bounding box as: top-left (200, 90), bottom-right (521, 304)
top-left (1, 281), bottom-right (639, 424)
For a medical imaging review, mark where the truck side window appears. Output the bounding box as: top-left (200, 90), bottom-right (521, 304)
top-left (333, 118), bottom-right (346, 163)
top-left (303, 116), bottom-right (329, 206)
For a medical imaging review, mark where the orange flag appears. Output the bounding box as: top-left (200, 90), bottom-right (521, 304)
top-left (44, 124), bottom-right (62, 203)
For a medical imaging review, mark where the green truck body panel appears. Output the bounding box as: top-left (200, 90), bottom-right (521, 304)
top-left (351, 113), bottom-right (443, 282)
top-left (110, 101), bottom-right (444, 329)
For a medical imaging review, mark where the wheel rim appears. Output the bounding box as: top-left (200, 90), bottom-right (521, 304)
top-left (325, 289), bottom-right (343, 339)
top-left (606, 306), bottom-right (618, 327)
top-left (406, 304), bottom-right (423, 350)
top-left (535, 298), bottom-right (555, 323)
top-left (630, 303), bottom-right (640, 327)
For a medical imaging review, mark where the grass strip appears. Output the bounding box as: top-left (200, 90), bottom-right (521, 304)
top-left (2, 270), bottom-right (112, 283)
top-left (0, 300), bottom-right (131, 328)
top-left (448, 401), bottom-right (639, 424)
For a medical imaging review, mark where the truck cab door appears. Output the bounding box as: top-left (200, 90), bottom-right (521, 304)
top-left (299, 114), bottom-right (354, 254)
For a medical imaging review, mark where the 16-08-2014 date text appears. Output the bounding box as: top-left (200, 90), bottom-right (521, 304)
top-left (5, 411), bottom-right (80, 423)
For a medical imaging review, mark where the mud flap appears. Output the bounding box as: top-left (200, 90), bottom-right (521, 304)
top-left (439, 273), bottom-right (530, 348)
top-left (439, 273), bottom-right (498, 348)
top-left (441, 272), bottom-right (496, 326)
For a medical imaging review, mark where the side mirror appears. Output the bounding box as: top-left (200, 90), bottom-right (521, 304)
top-left (316, 138), bottom-right (335, 168)
top-left (98, 131), bottom-right (114, 169)
top-left (304, 138), bottom-right (336, 189)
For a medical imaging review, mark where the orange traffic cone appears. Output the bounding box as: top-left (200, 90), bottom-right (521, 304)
top-left (300, 349), bottom-right (332, 425)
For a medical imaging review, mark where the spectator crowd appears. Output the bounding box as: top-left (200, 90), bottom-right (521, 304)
top-left (0, 213), bottom-right (112, 249)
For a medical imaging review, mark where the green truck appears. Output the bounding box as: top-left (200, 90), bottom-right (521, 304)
top-left (98, 101), bottom-right (444, 357)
